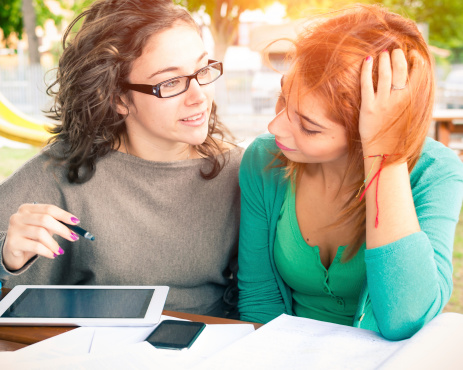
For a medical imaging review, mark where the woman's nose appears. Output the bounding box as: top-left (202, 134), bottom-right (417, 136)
top-left (184, 79), bottom-right (207, 105)
top-left (268, 108), bottom-right (290, 137)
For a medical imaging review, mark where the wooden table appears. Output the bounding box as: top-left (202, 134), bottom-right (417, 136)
top-left (433, 109), bottom-right (463, 147)
top-left (0, 288), bottom-right (261, 352)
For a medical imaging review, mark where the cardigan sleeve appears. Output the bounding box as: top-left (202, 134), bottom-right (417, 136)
top-left (364, 140), bottom-right (463, 340)
top-left (237, 137), bottom-right (289, 323)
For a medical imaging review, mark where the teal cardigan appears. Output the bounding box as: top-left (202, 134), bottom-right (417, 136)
top-left (238, 134), bottom-right (463, 340)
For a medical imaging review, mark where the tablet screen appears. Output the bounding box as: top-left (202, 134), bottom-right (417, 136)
top-left (1, 288), bottom-right (155, 319)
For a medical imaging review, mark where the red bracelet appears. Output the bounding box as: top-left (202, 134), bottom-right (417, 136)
top-left (358, 154), bottom-right (398, 228)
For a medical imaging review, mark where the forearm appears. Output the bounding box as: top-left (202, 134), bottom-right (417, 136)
top-left (362, 156), bottom-right (420, 249)
top-left (361, 141), bottom-right (462, 339)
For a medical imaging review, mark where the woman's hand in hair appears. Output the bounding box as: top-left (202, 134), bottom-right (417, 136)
top-left (2, 203), bottom-right (80, 271)
top-left (359, 49), bottom-right (424, 155)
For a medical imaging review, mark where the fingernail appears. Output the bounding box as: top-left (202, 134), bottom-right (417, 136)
top-left (365, 56), bottom-right (372, 62)
top-left (382, 49), bottom-right (388, 53)
top-left (53, 253), bottom-right (57, 258)
top-left (70, 232), bottom-right (79, 241)
top-left (70, 217), bottom-right (80, 224)
top-left (58, 247), bottom-right (64, 255)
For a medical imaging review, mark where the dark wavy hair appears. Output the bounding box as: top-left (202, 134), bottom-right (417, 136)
top-left (46, 0), bottom-right (232, 184)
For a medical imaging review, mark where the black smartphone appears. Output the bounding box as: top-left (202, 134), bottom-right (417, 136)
top-left (146, 320), bottom-right (206, 350)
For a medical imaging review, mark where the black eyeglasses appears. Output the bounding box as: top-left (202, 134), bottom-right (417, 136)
top-left (123, 60), bottom-right (223, 98)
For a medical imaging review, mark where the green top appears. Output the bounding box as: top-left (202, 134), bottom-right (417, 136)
top-left (274, 185), bottom-right (366, 326)
top-left (238, 134), bottom-right (463, 340)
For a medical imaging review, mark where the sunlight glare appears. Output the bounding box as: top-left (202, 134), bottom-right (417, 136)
top-left (240, 1), bottom-right (286, 24)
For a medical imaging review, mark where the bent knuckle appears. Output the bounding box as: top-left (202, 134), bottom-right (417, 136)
top-left (17, 204), bottom-right (29, 213)
top-left (9, 213), bottom-right (21, 227)
top-left (4, 235), bottom-right (18, 250)
top-left (37, 228), bottom-right (50, 242)
top-left (43, 204), bottom-right (56, 215)
top-left (38, 214), bottom-right (54, 227)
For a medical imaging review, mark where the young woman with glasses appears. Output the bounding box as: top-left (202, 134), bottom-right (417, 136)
top-left (0, 0), bottom-right (242, 318)
top-left (238, 4), bottom-right (463, 339)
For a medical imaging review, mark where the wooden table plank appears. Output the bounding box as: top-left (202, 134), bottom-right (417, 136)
top-left (0, 339), bottom-right (28, 351)
top-left (0, 326), bottom-right (76, 346)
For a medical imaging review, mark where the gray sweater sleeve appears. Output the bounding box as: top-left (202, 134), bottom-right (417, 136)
top-left (0, 150), bottom-right (63, 281)
top-left (0, 235), bottom-right (38, 279)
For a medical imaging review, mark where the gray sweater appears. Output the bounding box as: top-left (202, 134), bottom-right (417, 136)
top-left (0, 145), bottom-right (243, 317)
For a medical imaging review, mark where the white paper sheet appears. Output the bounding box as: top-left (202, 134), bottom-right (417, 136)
top-left (196, 314), bottom-right (406, 370)
top-left (13, 342), bottom-right (189, 370)
top-left (0, 327), bottom-right (96, 369)
top-left (0, 316), bottom-right (255, 369)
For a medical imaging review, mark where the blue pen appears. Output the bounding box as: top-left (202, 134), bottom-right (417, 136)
top-left (59, 221), bottom-right (95, 241)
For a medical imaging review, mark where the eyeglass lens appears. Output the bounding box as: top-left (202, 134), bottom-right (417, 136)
top-left (159, 63), bottom-right (222, 98)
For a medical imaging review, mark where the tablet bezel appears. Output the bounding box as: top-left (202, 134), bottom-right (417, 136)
top-left (0, 285), bottom-right (169, 326)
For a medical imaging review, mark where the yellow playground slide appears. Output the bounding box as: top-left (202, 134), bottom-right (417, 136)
top-left (0, 91), bottom-right (53, 146)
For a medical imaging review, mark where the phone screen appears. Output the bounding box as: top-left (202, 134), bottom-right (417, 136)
top-left (146, 320), bottom-right (206, 350)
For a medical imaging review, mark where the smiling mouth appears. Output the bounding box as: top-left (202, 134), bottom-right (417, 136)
top-left (275, 139), bottom-right (296, 151)
top-left (180, 111), bottom-right (206, 127)
top-left (181, 113), bottom-right (203, 121)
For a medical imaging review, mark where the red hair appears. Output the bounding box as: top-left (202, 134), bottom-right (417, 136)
top-left (281, 4), bottom-right (434, 259)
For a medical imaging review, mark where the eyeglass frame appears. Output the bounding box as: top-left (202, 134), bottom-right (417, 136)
top-left (122, 59), bottom-right (223, 98)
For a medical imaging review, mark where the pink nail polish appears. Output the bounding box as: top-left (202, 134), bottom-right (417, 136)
top-left (71, 217), bottom-right (80, 224)
top-left (53, 253), bottom-right (57, 258)
top-left (70, 232), bottom-right (79, 241)
top-left (58, 247), bottom-right (64, 255)
top-left (382, 49), bottom-right (388, 53)
top-left (365, 56), bottom-right (372, 62)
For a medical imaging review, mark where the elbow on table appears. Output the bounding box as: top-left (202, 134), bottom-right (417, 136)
top-left (238, 302), bottom-right (288, 325)
top-left (379, 320), bottom-right (424, 341)
top-left (239, 307), bottom-right (284, 325)
top-left (377, 300), bottom-right (447, 341)
top-left (376, 273), bottom-right (452, 340)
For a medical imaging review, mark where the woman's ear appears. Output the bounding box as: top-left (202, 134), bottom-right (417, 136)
top-left (115, 94), bottom-right (129, 116)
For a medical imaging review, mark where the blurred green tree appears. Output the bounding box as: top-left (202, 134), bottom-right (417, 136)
top-left (0, 0), bottom-right (23, 41)
top-left (0, 0), bottom-right (63, 64)
top-left (374, 0), bottom-right (463, 62)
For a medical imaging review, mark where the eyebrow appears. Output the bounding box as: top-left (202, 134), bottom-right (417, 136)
top-left (146, 52), bottom-right (208, 80)
top-left (295, 111), bottom-right (327, 129)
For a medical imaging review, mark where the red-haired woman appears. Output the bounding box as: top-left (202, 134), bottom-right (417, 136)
top-left (238, 4), bottom-right (463, 340)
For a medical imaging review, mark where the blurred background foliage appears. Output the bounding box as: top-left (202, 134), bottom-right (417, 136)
top-left (1, 0), bottom-right (463, 64)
